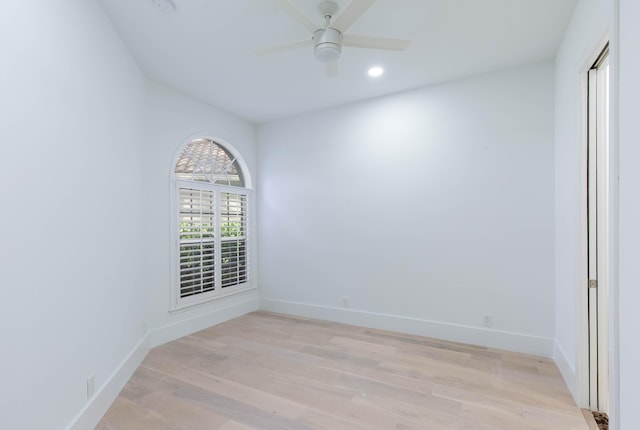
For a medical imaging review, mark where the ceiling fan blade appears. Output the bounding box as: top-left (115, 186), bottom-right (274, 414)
top-left (326, 61), bottom-right (339, 77)
top-left (273, 0), bottom-right (318, 33)
top-left (331, 0), bottom-right (376, 33)
top-left (255, 39), bottom-right (313, 55)
top-left (342, 34), bottom-right (410, 51)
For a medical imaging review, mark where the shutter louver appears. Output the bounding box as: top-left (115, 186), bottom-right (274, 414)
top-left (178, 188), bottom-right (216, 298)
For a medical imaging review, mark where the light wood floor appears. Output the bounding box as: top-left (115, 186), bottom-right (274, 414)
top-left (97, 311), bottom-right (589, 430)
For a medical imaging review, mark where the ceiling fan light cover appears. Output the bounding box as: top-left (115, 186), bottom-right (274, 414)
top-left (315, 43), bottom-right (341, 63)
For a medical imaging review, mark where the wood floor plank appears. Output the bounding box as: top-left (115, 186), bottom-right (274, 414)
top-left (97, 311), bottom-right (589, 430)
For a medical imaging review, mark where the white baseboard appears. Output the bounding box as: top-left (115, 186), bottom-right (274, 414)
top-left (149, 292), bottom-right (259, 347)
top-left (260, 298), bottom-right (554, 357)
top-left (554, 341), bottom-right (580, 403)
top-left (66, 335), bottom-right (150, 430)
top-left (66, 293), bottom-right (259, 430)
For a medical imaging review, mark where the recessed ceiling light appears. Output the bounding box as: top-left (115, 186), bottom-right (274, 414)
top-left (151, 0), bottom-right (176, 13)
top-left (368, 66), bottom-right (384, 77)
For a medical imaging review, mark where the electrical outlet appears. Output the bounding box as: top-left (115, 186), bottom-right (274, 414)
top-left (87, 374), bottom-right (95, 399)
top-left (342, 296), bottom-right (350, 309)
top-left (483, 314), bottom-right (493, 328)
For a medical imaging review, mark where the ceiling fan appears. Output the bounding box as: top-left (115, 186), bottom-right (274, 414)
top-left (257, 0), bottom-right (410, 76)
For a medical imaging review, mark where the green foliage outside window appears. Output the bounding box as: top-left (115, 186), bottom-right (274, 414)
top-left (180, 221), bottom-right (244, 238)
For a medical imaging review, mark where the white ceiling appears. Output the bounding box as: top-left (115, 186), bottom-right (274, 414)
top-left (99, 0), bottom-right (577, 124)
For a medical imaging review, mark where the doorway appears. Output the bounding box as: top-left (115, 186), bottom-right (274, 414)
top-left (586, 44), bottom-right (610, 414)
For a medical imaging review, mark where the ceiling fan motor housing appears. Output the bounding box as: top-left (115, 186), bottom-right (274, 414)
top-left (313, 28), bottom-right (343, 63)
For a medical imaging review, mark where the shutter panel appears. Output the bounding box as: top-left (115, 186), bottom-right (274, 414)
top-left (220, 192), bottom-right (248, 288)
top-left (178, 187), bottom-right (216, 297)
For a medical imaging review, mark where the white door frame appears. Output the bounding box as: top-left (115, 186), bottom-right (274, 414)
top-left (584, 44), bottom-right (610, 414)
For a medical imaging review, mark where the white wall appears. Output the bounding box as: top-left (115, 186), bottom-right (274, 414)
top-left (0, 1), bottom-right (147, 429)
top-left (616, 1), bottom-right (640, 428)
top-left (143, 81), bottom-right (259, 347)
top-left (0, 1), bottom-right (260, 427)
top-left (553, 0), bottom-right (610, 402)
top-left (257, 62), bottom-right (556, 356)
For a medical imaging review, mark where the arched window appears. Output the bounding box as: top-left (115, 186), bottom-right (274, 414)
top-left (174, 138), bottom-right (244, 186)
top-left (171, 137), bottom-right (251, 309)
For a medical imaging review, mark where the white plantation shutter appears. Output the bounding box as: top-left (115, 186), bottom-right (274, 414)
top-left (220, 192), bottom-right (248, 288)
top-left (173, 138), bottom-right (251, 309)
top-left (178, 187), bottom-right (216, 298)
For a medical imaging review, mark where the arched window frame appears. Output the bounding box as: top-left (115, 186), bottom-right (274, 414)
top-left (169, 134), bottom-right (254, 311)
